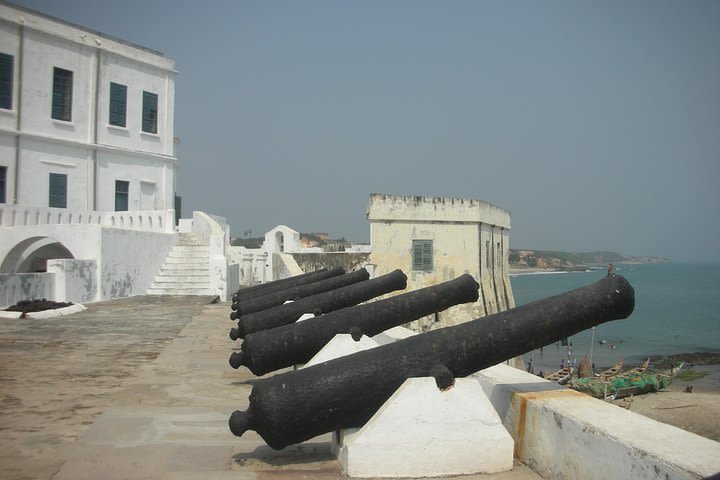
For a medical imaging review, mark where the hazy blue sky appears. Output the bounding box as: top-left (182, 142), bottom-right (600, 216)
top-left (12, 1), bottom-right (720, 261)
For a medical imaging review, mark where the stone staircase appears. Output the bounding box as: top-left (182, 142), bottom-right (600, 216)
top-left (146, 233), bottom-right (212, 295)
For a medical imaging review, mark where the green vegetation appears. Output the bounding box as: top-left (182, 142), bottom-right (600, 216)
top-left (510, 249), bottom-right (625, 265)
top-left (230, 237), bottom-right (263, 248)
top-left (675, 369), bottom-right (710, 381)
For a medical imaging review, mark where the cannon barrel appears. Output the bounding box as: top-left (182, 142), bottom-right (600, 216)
top-left (231, 267), bottom-right (344, 303)
top-left (230, 269), bottom-right (408, 340)
top-left (229, 274), bottom-right (635, 449)
top-left (230, 268), bottom-right (370, 319)
top-left (230, 274), bottom-right (480, 375)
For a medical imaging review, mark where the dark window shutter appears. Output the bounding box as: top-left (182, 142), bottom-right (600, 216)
top-left (109, 82), bottom-right (127, 127)
top-left (142, 91), bottom-right (158, 133)
top-left (0, 53), bottom-right (13, 110)
top-left (0, 166), bottom-right (7, 203)
top-left (412, 240), bottom-right (433, 271)
top-left (52, 68), bottom-right (73, 121)
top-left (49, 173), bottom-right (67, 208)
top-left (115, 180), bottom-right (129, 211)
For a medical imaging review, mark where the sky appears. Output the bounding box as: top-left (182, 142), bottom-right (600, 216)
top-left (11, 0), bottom-right (720, 261)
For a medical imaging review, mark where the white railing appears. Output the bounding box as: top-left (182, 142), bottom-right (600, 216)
top-left (0, 205), bottom-right (175, 233)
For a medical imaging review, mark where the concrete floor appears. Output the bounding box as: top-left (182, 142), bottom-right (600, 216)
top-left (0, 296), bottom-right (541, 480)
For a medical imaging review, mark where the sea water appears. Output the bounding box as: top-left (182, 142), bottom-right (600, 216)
top-left (510, 262), bottom-right (720, 372)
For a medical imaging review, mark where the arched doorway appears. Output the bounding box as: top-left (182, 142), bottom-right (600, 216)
top-left (0, 236), bottom-right (75, 273)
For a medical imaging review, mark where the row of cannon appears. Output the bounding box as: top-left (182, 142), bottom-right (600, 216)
top-left (227, 266), bottom-right (636, 450)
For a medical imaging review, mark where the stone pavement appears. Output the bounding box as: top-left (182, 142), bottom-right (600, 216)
top-left (0, 296), bottom-right (541, 480)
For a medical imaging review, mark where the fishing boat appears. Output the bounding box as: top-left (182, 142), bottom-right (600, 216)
top-left (597, 358), bottom-right (624, 379)
top-left (614, 358), bottom-right (650, 379)
top-left (574, 363), bottom-right (682, 401)
top-left (543, 367), bottom-right (573, 385)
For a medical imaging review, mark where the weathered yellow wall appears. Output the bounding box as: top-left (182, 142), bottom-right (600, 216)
top-left (368, 193), bottom-right (513, 331)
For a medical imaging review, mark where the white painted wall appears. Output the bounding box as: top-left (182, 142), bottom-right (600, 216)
top-left (0, 2), bottom-right (177, 211)
top-left (0, 133), bottom-right (16, 204)
top-left (99, 227), bottom-right (175, 299)
top-left (473, 364), bottom-right (720, 480)
top-left (0, 272), bottom-right (54, 307)
top-left (47, 258), bottom-right (96, 303)
top-left (16, 138), bottom-right (90, 210)
top-left (96, 150), bottom-right (173, 211)
top-left (0, 21), bottom-right (20, 133)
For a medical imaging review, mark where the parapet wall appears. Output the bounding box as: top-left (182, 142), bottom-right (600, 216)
top-left (367, 193), bottom-right (511, 228)
top-left (473, 363), bottom-right (720, 480)
top-left (291, 252), bottom-right (371, 273)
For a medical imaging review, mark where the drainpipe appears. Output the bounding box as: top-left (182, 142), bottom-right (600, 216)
top-left (92, 48), bottom-right (101, 211)
top-left (13, 24), bottom-right (24, 205)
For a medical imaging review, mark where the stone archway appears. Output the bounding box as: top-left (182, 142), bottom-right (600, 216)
top-left (0, 236), bottom-right (75, 273)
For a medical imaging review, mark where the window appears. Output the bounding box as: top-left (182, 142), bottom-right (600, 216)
top-left (115, 180), bottom-right (129, 211)
top-left (51, 67), bottom-right (73, 121)
top-left (412, 239), bottom-right (433, 271)
top-left (0, 53), bottom-right (13, 110)
top-left (142, 91), bottom-right (158, 133)
top-left (109, 82), bottom-right (127, 127)
top-left (49, 173), bottom-right (67, 208)
top-left (0, 166), bottom-right (7, 203)
top-left (485, 240), bottom-right (490, 268)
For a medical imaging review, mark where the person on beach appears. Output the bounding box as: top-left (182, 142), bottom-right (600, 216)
top-left (607, 263), bottom-right (614, 276)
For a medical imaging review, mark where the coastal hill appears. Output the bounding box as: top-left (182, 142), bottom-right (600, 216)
top-left (509, 249), bottom-right (670, 271)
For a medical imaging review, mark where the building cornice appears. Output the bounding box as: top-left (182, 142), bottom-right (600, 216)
top-left (0, 2), bottom-right (177, 74)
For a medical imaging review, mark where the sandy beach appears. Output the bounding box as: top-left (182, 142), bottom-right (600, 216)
top-left (627, 362), bottom-right (720, 442)
top-left (526, 353), bottom-right (720, 442)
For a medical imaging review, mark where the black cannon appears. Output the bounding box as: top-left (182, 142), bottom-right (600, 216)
top-left (231, 267), bottom-right (344, 303)
top-left (230, 268), bottom-right (371, 319)
top-left (230, 269), bottom-right (408, 340)
top-left (229, 274), bottom-right (635, 449)
top-left (229, 274), bottom-right (480, 375)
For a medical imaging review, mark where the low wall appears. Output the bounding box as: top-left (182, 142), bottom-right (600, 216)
top-left (0, 272), bottom-right (54, 308)
top-left (47, 259), bottom-right (97, 303)
top-left (0, 205), bottom-right (175, 233)
top-left (473, 363), bottom-right (720, 480)
top-left (272, 252), bottom-right (303, 280)
top-left (99, 228), bottom-right (176, 299)
top-left (290, 252), bottom-right (371, 273)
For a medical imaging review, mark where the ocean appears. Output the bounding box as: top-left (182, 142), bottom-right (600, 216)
top-left (509, 262), bottom-right (720, 373)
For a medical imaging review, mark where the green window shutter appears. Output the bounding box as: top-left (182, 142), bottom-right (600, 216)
top-left (51, 67), bottom-right (73, 121)
top-left (0, 166), bottom-right (7, 203)
top-left (412, 240), bottom-right (433, 271)
top-left (49, 173), bottom-right (67, 208)
top-left (142, 91), bottom-right (158, 133)
top-left (0, 53), bottom-right (13, 110)
top-left (109, 82), bottom-right (127, 126)
top-left (115, 180), bottom-right (129, 211)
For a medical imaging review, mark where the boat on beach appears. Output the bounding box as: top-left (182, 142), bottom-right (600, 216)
top-left (597, 358), bottom-right (624, 379)
top-left (573, 361), bottom-right (683, 401)
top-left (542, 367), bottom-right (573, 385)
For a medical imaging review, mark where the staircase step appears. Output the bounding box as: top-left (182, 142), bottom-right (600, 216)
top-left (172, 245), bottom-right (210, 253)
top-left (160, 264), bottom-right (210, 272)
top-left (152, 276), bottom-right (210, 284)
top-left (147, 281), bottom-right (210, 289)
top-left (167, 250), bottom-right (210, 259)
top-left (165, 257), bottom-right (209, 264)
top-left (147, 287), bottom-right (211, 295)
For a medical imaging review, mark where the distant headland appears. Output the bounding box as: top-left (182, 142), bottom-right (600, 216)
top-left (509, 249), bottom-right (670, 273)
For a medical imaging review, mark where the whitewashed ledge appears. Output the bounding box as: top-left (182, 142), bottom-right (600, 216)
top-left (0, 303), bottom-right (87, 319)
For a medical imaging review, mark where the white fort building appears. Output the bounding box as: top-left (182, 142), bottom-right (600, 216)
top-left (0, 2), bottom-right (239, 304)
